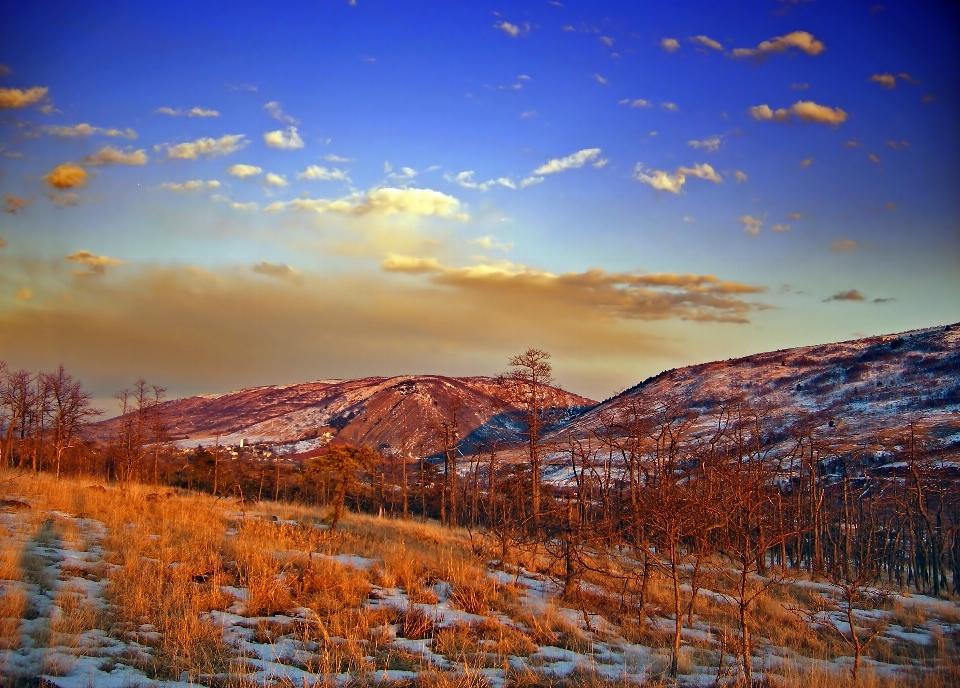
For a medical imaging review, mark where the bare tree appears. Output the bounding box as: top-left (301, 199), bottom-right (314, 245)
top-left (498, 348), bottom-right (556, 531)
top-left (42, 365), bottom-right (96, 479)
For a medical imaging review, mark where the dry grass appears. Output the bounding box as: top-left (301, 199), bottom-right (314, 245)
top-left (0, 583), bottom-right (27, 649)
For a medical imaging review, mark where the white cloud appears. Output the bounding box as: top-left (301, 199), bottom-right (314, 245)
top-left (264, 173), bottom-right (288, 187)
top-left (227, 164), bottom-right (263, 178)
top-left (771, 224), bottom-right (791, 232)
top-left (297, 165), bottom-right (350, 182)
top-left (0, 86), bottom-right (49, 110)
top-left (158, 134), bottom-right (248, 160)
top-left (593, 74), bottom-right (608, 85)
top-left (600, 36), bottom-right (615, 46)
top-left (267, 187), bottom-right (467, 220)
top-left (531, 148), bottom-right (602, 176)
top-left (732, 31), bottom-right (825, 58)
top-left (324, 154), bottom-right (352, 163)
top-left (445, 171), bottom-right (517, 192)
top-left (42, 123), bottom-right (137, 139)
top-left (750, 101), bottom-right (847, 126)
top-left (156, 106), bottom-right (219, 117)
top-left (264, 101), bottom-right (299, 125)
top-left (231, 201), bottom-right (259, 212)
top-left (619, 98), bottom-right (651, 108)
top-left (519, 176), bottom-right (543, 189)
top-left (494, 20), bottom-right (527, 37)
top-left (690, 35), bottom-right (723, 50)
top-left (734, 170), bottom-right (748, 183)
top-left (161, 180), bottom-right (220, 192)
top-left (738, 215), bottom-right (763, 235)
top-left (661, 102), bottom-right (678, 112)
top-left (660, 38), bottom-right (680, 52)
top-left (83, 146), bottom-right (148, 166)
top-left (592, 158), bottom-right (609, 168)
top-left (633, 162), bottom-right (723, 194)
top-left (688, 136), bottom-right (721, 152)
top-left (263, 126), bottom-right (304, 150)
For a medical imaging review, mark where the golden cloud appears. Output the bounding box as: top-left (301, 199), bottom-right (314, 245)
top-left (660, 38), bottom-right (680, 52)
top-left (0, 264), bottom-right (757, 400)
top-left (381, 255), bottom-right (767, 323)
top-left (750, 101), bottom-right (847, 126)
top-left (45, 163), bottom-right (88, 189)
top-left (732, 31), bottom-right (825, 58)
top-left (0, 86), bottom-right (48, 109)
top-left (5, 195), bottom-right (28, 214)
top-left (251, 261), bottom-right (300, 279)
top-left (738, 216), bottom-right (763, 235)
top-left (66, 251), bottom-right (127, 276)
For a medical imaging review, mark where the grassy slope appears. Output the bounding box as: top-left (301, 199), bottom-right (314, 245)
top-left (0, 470), bottom-right (957, 687)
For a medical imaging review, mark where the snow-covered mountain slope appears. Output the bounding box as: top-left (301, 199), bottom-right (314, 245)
top-left (94, 375), bottom-right (595, 456)
top-left (550, 323), bottom-right (960, 455)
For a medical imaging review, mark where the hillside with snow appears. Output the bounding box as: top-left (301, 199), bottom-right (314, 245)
top-left (94, 376), bottom-right (594, 457)
top-left (550, 323), bottom-right (960, 457)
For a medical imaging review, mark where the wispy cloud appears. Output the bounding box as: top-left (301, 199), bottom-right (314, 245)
top-left (297, 165), bottom-right (350, 182)
top-left (155, 106), bottom-right (220, 117)
top-left (161, 180), bottom-right (220, 192)
top-left (750, 101), bottom-right (847, 126)
top-left (734, 170), bottom-right (748, 183)
top-left (868, 153), bottom-right (881, 164)
top-left (494, 20), bottom-right (528, 37)
top-left (661, 102), bottom-right (678, 112)
top-left (5, 194), bottom-right (28, 214)
top-left (531, 148), bottom-right (602, 176)
top-left (771, 224), bottom-right (790, 232)
top-left (42, 123), bottom-right (137, 139)
top-left (799, 157), bottom-right (813, 168)
top-left (157, 134), bottom-right (248, 160)
top-left (831, 238), bottom-right (858, 252)
top-left (885, 140), bottom-right (909, 150)
top-left (382, 256), bottom-right (767, 323)
top-left (264, 101), bottom-right (299, 125)
top-left (633, 162), bottom-right (722, 194)
top-left (469, 235), bottom-right (513, 252)
top-left (263, 126), bottom-right (304, 150)
top-left (690, 35), bottom-right (723, 51)
top-left (66, 250), bottom-right (126, 276)
top-left (688, 136), bottom-right (721, 152)
top-left (738, 215), bottom-right (763, 235)
top-left (619, 98), bottom-right (651, 108)
top-left (824, 289), bottom-right (865, 302)
top-left (593, 74), bottom-right (608, 85)
top-left (0, 86), bottom-right (48, 110)
top-left (732, 31), bottom-right (825, 58)
top-left (252, 261), bottom-right (299, 279)
top-left (83, 146), bottom-right (148, 166)
top-left (324, 154), bottom-right (352, 163)
top-left (445, 171), bottom-right (516, 192)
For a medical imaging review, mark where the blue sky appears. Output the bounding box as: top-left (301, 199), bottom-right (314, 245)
top-left (1, 0), bottom-right (958, 405)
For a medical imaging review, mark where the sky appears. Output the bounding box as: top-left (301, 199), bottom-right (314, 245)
top-left (0, 0), bottom-right (958, 409)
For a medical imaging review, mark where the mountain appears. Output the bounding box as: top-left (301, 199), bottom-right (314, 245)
top-left (94, 376), bottom-right (595, 457)
top-left (548, 323), bottom-right (960, 456)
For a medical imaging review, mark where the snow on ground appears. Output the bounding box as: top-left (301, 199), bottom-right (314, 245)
top-left (0, 498), bottom-right (955, 687)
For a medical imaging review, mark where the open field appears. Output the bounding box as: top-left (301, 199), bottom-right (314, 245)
top-left (0, 470), bottom-right (957, 687)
